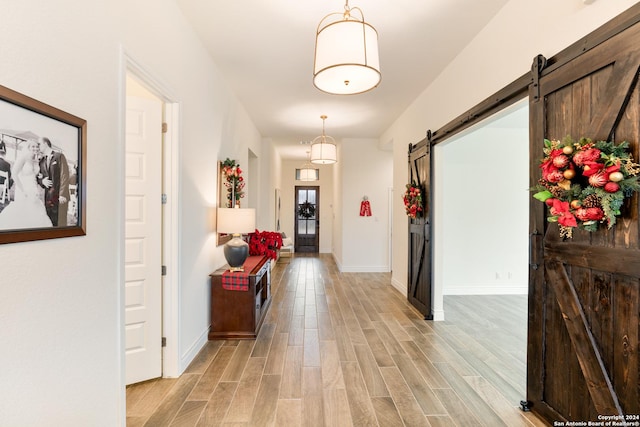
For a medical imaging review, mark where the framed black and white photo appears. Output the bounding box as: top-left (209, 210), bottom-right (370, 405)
top-left (0, 84), bottom-right (86, 244)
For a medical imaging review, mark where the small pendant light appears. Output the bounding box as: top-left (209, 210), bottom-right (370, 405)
top-left (310, 115), bottom-right (337, 164)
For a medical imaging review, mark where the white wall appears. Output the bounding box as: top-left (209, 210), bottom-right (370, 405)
top-left (336, 138), bottom-right (393, 272)
top-left (258, 137), bottom-right (282, 232)
top-left (332, 149), bottom-right (343, 263)
top-left (438, 104), bottom-right (529, 296)
top-left (0, 0), bottom-right (262, 425)
top-left (385, 0), bottom-right (639, 307)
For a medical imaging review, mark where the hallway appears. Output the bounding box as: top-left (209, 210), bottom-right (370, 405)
top-left (126, 254), bottom-right (543, 426)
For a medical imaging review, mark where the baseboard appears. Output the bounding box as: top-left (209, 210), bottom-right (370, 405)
top-left (332, 253), bottom-right (342, 271)
top-left (390, 277), bottom-right (405, 295)
top-left (339, 265), bottom-right (390, 273)
top-left (179, 327), bottom-right (209, 374)
top-left (432, 308), bottom-right (445, 321)
top-left (443, 285), bottom-right (528, 295)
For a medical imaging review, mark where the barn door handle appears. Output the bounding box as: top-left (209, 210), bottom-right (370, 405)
top-left (529, 230), bottom-right (541, 270)
top-left (424, 220), bottom-right (430, 242)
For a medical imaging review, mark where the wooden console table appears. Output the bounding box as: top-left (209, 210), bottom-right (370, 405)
top-left (208, 255), bottom-right (271, 339)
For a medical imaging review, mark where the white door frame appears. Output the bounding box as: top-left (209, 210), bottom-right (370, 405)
top-left (118, 51), bottom-right (181, 397)
top-left (388, 187), bottom-right (393, 272)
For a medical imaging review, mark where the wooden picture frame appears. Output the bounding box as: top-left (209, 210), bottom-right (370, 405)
top-left (0, 84), bottom-right (86, 244)
top-left (217, 160), bottom-right (231, 246)
top-left (275, 188), bottom-right (281, 231)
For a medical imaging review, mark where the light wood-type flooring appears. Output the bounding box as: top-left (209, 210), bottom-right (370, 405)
top-left (126, 254), bottom-right (544, 426)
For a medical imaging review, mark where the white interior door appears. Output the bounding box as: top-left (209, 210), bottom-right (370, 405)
top-left (125, 93), bottom-right (163, 385)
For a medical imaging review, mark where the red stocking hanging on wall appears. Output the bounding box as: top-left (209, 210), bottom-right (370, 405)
top-left (360, 196), bottom-right (372, 216)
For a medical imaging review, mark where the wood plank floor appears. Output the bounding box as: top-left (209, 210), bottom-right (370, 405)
top-left (126, 254), bottom-right (545, 426)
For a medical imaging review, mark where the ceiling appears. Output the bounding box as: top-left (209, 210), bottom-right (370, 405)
top-left (175, 0), bottom-right (509, 159)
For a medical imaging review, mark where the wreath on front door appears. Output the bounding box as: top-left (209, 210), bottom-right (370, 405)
top-left (298, 201), bottom-right (316, 219)
top-left (532, 136), bottom-right (640, 239)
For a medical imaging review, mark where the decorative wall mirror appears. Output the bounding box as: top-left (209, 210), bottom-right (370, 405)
top-left (217, 158), bottom-right (245, 246)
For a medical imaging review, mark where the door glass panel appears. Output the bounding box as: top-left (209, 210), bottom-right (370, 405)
top-left (308, 191), bottom-right (316, 204)
top-left (298, 220), bottom-right (307, 234)
top-left (307, 220), bottom-right (316, 234)
top-left (298, 189), bottom-right (307, 203)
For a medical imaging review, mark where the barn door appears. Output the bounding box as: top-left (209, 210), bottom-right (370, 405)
top-left (527, 15), bottom-right (640, 423)
top-left (407, 137), bottom-right (432, 319)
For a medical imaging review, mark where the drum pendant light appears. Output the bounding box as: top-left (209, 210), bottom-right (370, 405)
top-left (313, 1), bottom-right (381, 95)
top-left (310, 115), bottom-right (337, 164)
top-left (299, 151), bottom-right (317, 181)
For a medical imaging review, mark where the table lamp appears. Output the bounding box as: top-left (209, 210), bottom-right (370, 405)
top-left (217, 207), bottom-right (256, 271)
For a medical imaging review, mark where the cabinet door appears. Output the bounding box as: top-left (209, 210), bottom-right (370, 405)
top-left (254, 296), bottom-right (261, 329)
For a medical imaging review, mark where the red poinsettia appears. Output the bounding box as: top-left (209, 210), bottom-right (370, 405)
top-left (549, 199), bottom-right (577, 228)
top-left (248, 230), bottom-right (283, 260)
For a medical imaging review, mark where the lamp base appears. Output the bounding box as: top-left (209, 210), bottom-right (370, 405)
top-left (223, 234), bottom-right (249, 272)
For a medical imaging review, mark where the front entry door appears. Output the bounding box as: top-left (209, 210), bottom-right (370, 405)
top-left (125, 92), bottom-right (163, 385)
top-left (527, 14), bottom-right (640, 422)
top-left (295, 186), bottom-right (319, 253)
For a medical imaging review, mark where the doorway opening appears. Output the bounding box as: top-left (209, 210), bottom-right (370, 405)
top-left (434, 99), bottom-right (529, 396)
top-left (295, 185), bottom-right (320, 252)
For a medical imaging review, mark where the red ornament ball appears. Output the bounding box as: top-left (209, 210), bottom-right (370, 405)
top-left (604, 182), bottom-right (620, 193)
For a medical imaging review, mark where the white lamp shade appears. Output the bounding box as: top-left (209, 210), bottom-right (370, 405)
top-left (310, 140), bottom-right (337, 164)
top-left (314, 19), bottom-right (381, 95)
top-left (299, 168), bottom-right (317, 181)
top-left (217, 207), bottom-right (255, 234)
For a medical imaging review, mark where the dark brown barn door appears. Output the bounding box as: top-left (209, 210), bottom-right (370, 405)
top-left (295, 186), bottom-right (319, 253)
top-left (407, 138), bottom-right (432, 319)
top-left (527, 13), bottom-right (640, 423)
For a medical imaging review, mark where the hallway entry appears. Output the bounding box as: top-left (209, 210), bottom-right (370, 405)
top-left (294, 185), bottom-right (319, 253)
